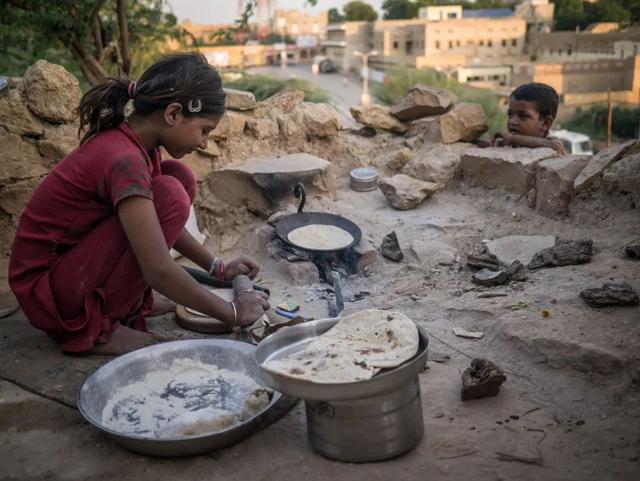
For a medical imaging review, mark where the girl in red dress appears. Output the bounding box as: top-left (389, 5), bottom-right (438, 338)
top-left (9, 53), bottom-right (269, 355)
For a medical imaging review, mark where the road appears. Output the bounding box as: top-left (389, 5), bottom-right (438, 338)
top-left (249, 64), bottom-right (365, 128)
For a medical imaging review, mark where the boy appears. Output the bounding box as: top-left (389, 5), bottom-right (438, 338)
top-left (493, 83), bottom-right (566, 154)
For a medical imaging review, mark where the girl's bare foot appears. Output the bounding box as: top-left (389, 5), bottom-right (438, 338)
top-left (87, 326), bottom-right (172, 356)
top-left (150, 292), bottom-right (177, 316)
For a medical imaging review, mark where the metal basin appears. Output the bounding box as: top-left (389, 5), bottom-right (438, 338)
top-left (78, 339), bottom-right (283, 457)
top-left (254, 318), bottom-right (429, 401)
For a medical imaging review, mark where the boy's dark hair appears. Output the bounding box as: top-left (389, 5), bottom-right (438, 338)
top-left (77, 53), bottom-right (225, 144)
top-left (510, 83), bottom-right (559, 120)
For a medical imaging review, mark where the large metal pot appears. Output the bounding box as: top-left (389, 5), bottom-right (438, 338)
top-left (255, 317), bottom-right (428, 462)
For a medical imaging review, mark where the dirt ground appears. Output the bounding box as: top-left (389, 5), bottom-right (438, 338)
top-left (1, 179), bottom-right (639, 481)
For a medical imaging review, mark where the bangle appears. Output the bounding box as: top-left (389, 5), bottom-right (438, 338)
top-left (230, 301), bottom-right (237, 328)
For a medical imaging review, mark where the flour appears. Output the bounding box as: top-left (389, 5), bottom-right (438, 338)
top-left (101, 358), bottom-right (271, 438)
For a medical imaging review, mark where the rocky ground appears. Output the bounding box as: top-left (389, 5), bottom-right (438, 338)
top-left (1, 61), bottom-right (639, 481)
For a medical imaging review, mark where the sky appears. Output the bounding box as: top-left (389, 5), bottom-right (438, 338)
top-left (166, 0), bottom-right (384, 25)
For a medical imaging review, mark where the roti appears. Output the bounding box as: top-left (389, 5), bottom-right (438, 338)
top-left (287, 224), bottom-right (354, 251)
top-left (261, 309), bottom-right (419, 384)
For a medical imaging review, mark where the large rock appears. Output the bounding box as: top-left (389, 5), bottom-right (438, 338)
top-left (0, 89), bottom-right (44, 137)
top-left (574, 140), bottom-right (640, 193)
top-left (207, 153), bottom-right (331, 216)
top-left (580, 281), bottom-right (639, 307)
top-left (378, 174), bottom-right (439, 210)
top-left (460, 146), bottom-right (558, 194)
top-left (258, 89), bottom-right (305, 114)
top-left (350, 105), bottom-right (408, 134)
top-left (295, 103), bottom-right (340, 138)
top-left (389, 85), bottom-right (457, 121)
top-left (528, 239), bottom-right (593, 269)
top-left (409, 102), bottom-right (487, 144)
top-left (210, 111), bottom-right (246, 140)
top-left (38, 123), bottom-right (79, 162)
top-left (535, 155), bottom-right (591, 218)
top-left (409, 239), bottom-right (458, 267)
top-left (387, 147), bottom-right (413, 171)
top-left (602, 151), bottom-right (640, 208)
top-left (0, 134), bottom-right (48, 182)
top-left (486, 235), bottom-right (556, 266)
top-left (224, 88), bottom-right (257, 111)
top-left (0, 177), bottom-right (43, 219)
top-left (245, 117), bottom-right (280, 140)
top-left (402, 142), bottom-right (471, 186)
top-left (20, 60), bottom-right (81, 123)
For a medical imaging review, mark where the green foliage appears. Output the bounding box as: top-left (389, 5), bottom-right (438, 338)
top-left (564, 105), bottom-right (640, 141)
top-left (223, 73), bottom-right (330, 103)
top-left (382, 0), bottom-right (420, 20)
top-left (552, 0), bottom-right (634, 31)
top-left (328, 8), bottom-right (345, 23)
top-left (372, 65), bottom-right (507, 136)
top-left (382, 0), bottom-right (512, 20)
top-left (343, 1), bottom-right (379, 21)
top-left (262, 33), bottom-right (296, 45)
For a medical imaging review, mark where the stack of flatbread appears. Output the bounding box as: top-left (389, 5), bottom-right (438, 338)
top-left (261, 309), bottom-right (419, 384)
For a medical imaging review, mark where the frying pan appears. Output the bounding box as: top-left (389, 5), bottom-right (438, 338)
top-left (274, 184), bottom-right (362, 253)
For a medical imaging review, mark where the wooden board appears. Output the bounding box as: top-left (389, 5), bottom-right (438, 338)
top-left (175, 288), bottom-right (234, 334)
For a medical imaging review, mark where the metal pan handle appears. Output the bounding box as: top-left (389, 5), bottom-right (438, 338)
top-left (293, 183), bottom-right (306, 213)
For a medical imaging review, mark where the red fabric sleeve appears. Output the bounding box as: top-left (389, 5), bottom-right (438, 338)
top-left (103, 153), bottom-right (154, 207)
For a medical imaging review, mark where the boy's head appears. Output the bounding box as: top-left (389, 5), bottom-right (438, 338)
top-left (507, 83), bottom-right (559, 138)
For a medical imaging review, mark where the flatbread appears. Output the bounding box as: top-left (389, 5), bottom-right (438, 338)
top-left (287, 224), bottom-right (354, 251)
top-left (261, 309), bottom-right (419, 384)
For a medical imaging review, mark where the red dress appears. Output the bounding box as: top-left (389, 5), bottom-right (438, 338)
top-left (9, 123), bottom-right (195, 352)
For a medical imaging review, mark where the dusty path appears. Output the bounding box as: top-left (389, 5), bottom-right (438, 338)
top-left (1, 182), bottom-right (639, 481)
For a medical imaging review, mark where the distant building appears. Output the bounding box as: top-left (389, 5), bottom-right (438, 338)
top-left (513, 0), bottom-right (554, 33)
top-left (272, 9), bottom-right (328, 40)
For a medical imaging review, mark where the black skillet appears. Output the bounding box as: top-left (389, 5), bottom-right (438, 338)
top-left (274, 183), bottom-right (362, 253)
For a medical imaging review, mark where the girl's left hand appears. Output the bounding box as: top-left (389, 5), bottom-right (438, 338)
top-left (225, 256), bottom-right (260, 281)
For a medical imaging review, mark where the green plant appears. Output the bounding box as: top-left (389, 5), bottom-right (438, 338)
top-left (223, 73), bottom-right (330, 103)
top-left (372, 65), bottom-right (506, 136)
top-left (564, 104), bottom-right (640, 141)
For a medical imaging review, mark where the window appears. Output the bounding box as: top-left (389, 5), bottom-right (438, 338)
top-left (448, 41), bottom-right (453, 48)
top-left (512, 39), bottom-right (517, 47)
top-left (480, 40), bottom-right (484, 46)
top-left (435, 40), bottom-right (440, 49)
top-left (393, 41), bottom-right (398, 49)
top-left (488, 40), bottom-right (493, 47)
top-left (447, 12), bottom-right (457, 19)
top-left (502, 39), bottom-right (507, 47)
top-left (456, 40), bottom-right (461, 47)
top-left (406, 41), bottom-right (413, 54)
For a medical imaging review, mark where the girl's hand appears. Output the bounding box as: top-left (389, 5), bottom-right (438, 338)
top-left (234, 290), bottom-right (270, 327)
top-left (225, 256), bottom-right (260, 281)
top-left (492, 131), bottom-right (513, 147)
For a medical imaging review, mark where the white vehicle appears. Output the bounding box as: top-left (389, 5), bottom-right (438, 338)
top-left (551, 129), bottom-right (594, 155)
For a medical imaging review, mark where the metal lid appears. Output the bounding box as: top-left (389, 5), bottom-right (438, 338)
top-left (350, 167), bottom-right (377, 182)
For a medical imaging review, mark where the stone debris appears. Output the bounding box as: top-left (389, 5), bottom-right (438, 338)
top-left (290, 102), bottom-right (341, 138)
top-left (20, 60), bottom-right (82, 123)
top-left (460, 146), bottom-right (558, 194)
top-left (0, 89), bottom-right (44, 137)
top-left (528, 239), bottom-right (593, 270)
top-left (401, 142), bottom-right (471, 187)
top-left (601, 151), bottom-right (640, 209)
top-left (573, 139), bottom-right (640, 194)
top-left (387, 147), bottom-right (413, 171)
top-left (486, 235), bottom-right (556, 266)
top-left (466, 253), bottom-right (501, 271)
top-left (210, 111), bottom-right (247, 140)
top-left (389, 84), bottom-right (457, 121)
top-left (224, 88), bottom-right (257, 111)
top-left (472, 260), bottom-right (526, 287)
top-left (410, 102), bottom-right (487, 144)
top-left (409, 239), bottom-right (458, 268)
top-left (580, 281), bottom-right (639, 307)
top-left (380, 231), bottom-right (403, 261)
top-left (452, 327), bottom-right (484, 339)
top-left (349, 104), bottom-right (408, 134)
top-left (534, 155), bottom-right (591, 218)
top-left (625, 243), bottom-right (640, 258)
top-left (461, 359), bottom-right (507, 401)
top-left (378, 174), bottom-right (439, 210)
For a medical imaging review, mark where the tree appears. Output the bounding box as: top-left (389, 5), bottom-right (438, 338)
top-left (328, 8), bottom-right (344, 23)
top-left (382, 0), bottom-right (420, 20)
top-left (552, 0), bottom-right (633, 31)
top-left (343, 1), bottom-right (378, 21)
top-left (1, 0), bottom-right (183, 85)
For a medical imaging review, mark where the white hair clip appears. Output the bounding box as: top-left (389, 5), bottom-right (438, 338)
top-left (187, 99), bottom-right (202, 113)
top-left (100, 107), bottom-right (113, 117)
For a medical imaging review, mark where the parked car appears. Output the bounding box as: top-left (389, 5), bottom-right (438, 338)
top-left (313, 55), bottom-right (337, 73)
top-left (551, 129), bottom-right (594, 155)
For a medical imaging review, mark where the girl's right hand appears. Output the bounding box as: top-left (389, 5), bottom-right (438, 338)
top-left (233, 290), bottom-right (270, 327)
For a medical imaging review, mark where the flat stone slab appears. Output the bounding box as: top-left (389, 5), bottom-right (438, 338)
top-left (580, 281), bottom-right (639, 308)
top-left (486, 235), bottom-right (556, 266)
top-left (535, 155), bottom-right (590, 218)
top-left (208, 153), bottom-right (331, 216)
top-left (461, 147), bottom-right (558, 194)
top-left (390, 84), bottom-right (457, 122)
top-left (528, 239), bottom-right (593, 270)
top-left (574, 140), bottom-right (640, 193)
top-left (224, 88), bottom-right (257, 111)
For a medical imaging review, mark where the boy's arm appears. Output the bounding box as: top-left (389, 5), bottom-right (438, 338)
top-left (493, 131), bottom-right (566, 154)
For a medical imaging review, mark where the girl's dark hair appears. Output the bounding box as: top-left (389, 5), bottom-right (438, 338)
top-left (77, 52), bottom-right (225, 144)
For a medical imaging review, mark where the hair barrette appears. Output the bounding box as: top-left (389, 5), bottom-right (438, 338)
top-left (187, 98), bottom-right (202, 113)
